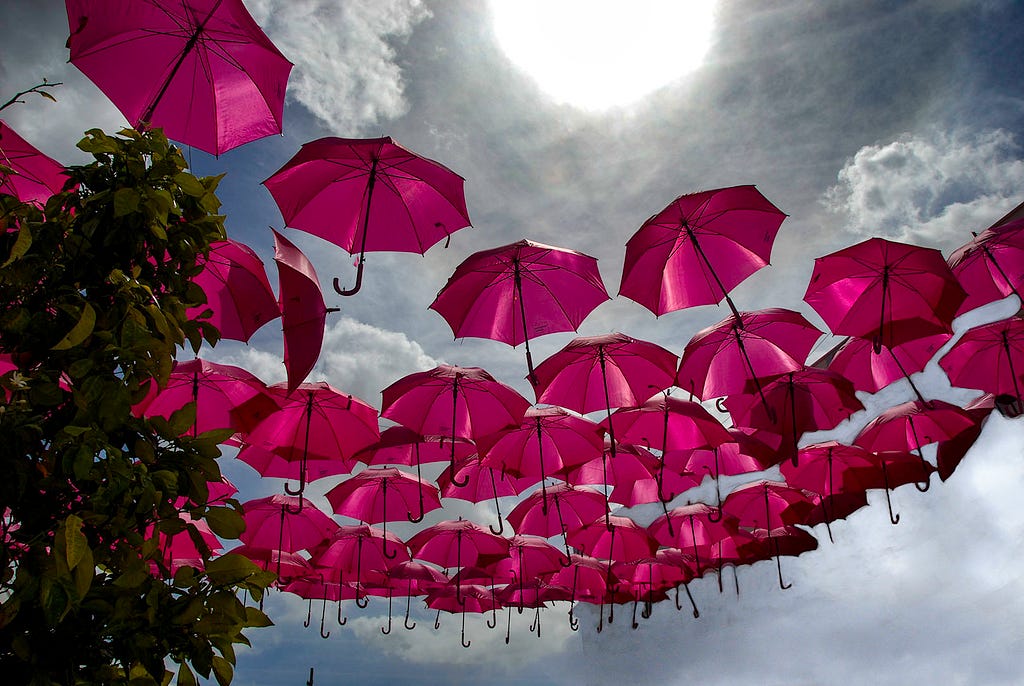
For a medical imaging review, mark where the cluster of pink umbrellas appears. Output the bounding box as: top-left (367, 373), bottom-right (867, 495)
top-left (1, 0), bottom-right (1019, 649)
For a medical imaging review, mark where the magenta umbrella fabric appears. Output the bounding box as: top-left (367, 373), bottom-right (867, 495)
top-left (65, 0), bottom-right (291, 155)
top-left (241, 381), bottom-right (379, 497)
top-left (948, 218), bottom-right (1024, 315)
top-left (238, 494), bottom-right (338, 554)
top-left (138, 357), bottom-right (279, 437)
top-left (804, 237), bottom-right (966, 351)
top-left (188, 238), bottom-right (280, 342)
top-left (430, 239), bottom-right (609, 347)
top-left (264, 136), bottom-right (470, 256)
top-left (531, 333), bottom-right (678, 412)
top-left (619, 185), bottom-right (787, 316)
top-left (272, 229), bottom-right (330, 392)
top-left (380, 364), bottom-right (530, 484)
top-left (325, 467), bottom-right (442, 532)
top-left (435, 454), bottom-right (529, 536)
top-left (406, 519), bottom-right (511, 569)
top-left (0, 120), bottom-right (68, 205)
top-left (505, 483), bottom-right (608, 539)
top-left (567, 515), bottom-right (658, 564)
top-left (675, 308), bottom-right (823, 400)
top-left (824, 333), bottom-right (951, 394)
top-left (477, 406), bottom-right (604, 504)
top-left (648, 503), bottom-right (739, 577)
top-left (311, 524), bottom-right (410, 585)
top-left (939, 316), bottom-right (1024, 400)
top-left (567, 442), bottom-right (700, 508)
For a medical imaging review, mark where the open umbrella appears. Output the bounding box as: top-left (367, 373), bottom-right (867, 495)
top-left (263, 136), bottom-right (471, 295)
top-left (272, 229), bottom-right (337, 392)
top-left (939, 316), bottom-right (1024, 403)
top-left (822, 333), bottom-right (950, 394)
top-left (436, 453), bottom-right (528, 535)
top-left (618, 185), bottom-right (787, 316)
top-left (242, 382), bottom-right (379, 504)
top-left (948, 217), bottom-right (1024, 315)
top-left (676, 308), bottom-right (823, 403)
top-left (648, 503), bottom-right (739, 578)
top-left (188, 238), bottom-right (280, 343)
top-left (239, 494), bottom-right (338, 558)
top-left (66, 0), bottom-right (292, 155)
top-left (381, 364), bottom-right (530, 486)
top-left (325, 467), bottom-right (441, 555)
top-left (568, 441), bottom-right (700, 509)
top-left (0, 120), bottom-right (68, 206)
top-left (430, 239), bottom-right (610, 383)
top-left (804, 237), bottom-right (966, 352)
top-left (505, 483), bottom-right (608, 557)
top-left (425, 583), bottom-right (501, 648)
top-left (478, 406), bottom-right (603, 514)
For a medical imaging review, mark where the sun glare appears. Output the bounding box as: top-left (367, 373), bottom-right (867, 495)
top-left (489, 1), bottom-right (717, 111)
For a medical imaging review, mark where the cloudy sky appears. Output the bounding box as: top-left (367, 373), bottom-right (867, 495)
top-left (3, 1), bottom-right (1024, 684)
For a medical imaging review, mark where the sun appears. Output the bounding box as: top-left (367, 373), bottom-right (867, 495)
top-left (489, 1), bottom-right (717, 111)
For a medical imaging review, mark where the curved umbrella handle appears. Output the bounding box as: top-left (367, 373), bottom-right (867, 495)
top-left (381, 590), bottom-right (393, 635)
top-left (489, 515), bottom-right (505, 536)
top-left (337, 598), bottom-right (347, 627)
top-left (568, 609), bottom-right (579, 632)
top-left (283, 492), bottom-right (305, 514)
top-left (776, 553), bottom-right (792, 591)
top-left (433, 608), bottom-right (441, 630)
top-left (596, 600), bottom-right (604, 633)
top-left (461, 612), bottom-right (471, 649)
top-left (486, 610), bottom-right (497, 629)
top-left (355, 593), bottom-right (370, 609)
top-left (681, 584), bottom-right (700, 618)
top-left (915, 476), bottom-right (931, 492)
top-left (505, 605), bottom-right (512, 644)
top-left (319, 598), bottom-right (331, 639)
top-left (530, 606), bottom-right (541, 636)
top-left (404, 589), bottom-right (416, 630)
top-left (303, 597), bottom-right (312, 628)
top-left (630, 599), bottom-right (639, 630)
top-left (881, 463), bottom-right (901, 525)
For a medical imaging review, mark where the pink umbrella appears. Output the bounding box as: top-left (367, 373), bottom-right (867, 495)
top-left (618, 185), bottom-right (787, 316)
top-left (325, 467), bottom-right (441, 555)
top-left (648, 503), bottom-right (739, 578)
top-left (355, 426), bottom-right (476, 499)
top-left (311, 523), bottom-right (409, 611)
top-left (478, 406), bottom-right (604, 514)
top-left (548, 553), bottom-right (619, 631)
top-left (188, 238), bottom-right (280, 342)
top-left (239, 494), bottom-right (338, 556)
top-left (139, 357), bottom-right (279, 438)
top-left (823, 333), bottom-right (950, 394)
top-left (603, 394), bottom-right (732, 506)
top-left (0, 120), bottom-right (68, 205)
top-left (429, 239), bottom-right (610, 383)
top-left (530, 332), bottom-right (678, 466)
top-left (65, 0), bottom-right (291, 155)
top-left (264, 136), bottom-right (470, 296)
top-left (243, 382), bottom-right (379, 503)
top-left (436, 453), bottom-right (529, 536)
top-left (725, 367), bottom-right (864, 463)
top-left (532, 333), bottom-right (678, 412)
top-left (150, 513), bottom-right (222, 574)
top-left (780, 441), bottom-right (879, 539)
top-left (936, 394), bottom-right (995, 481)
top-left (939, 316), bottom-right (1024, 402)
top-left (272, 229), bottom-right (337, 392)
top-left (748, 526), bottom-right (818, 587)
top-left (675, 308), bottom-right (823, 403)
top-left (382, 561), bottom-right (449, 631)
top-left (226, 545), bottom-right (313, 584)
top-left (854, 399), bottom-right (975, 492)
top-left (804, 237), bottom-right (966, 352)
top-left (425, 583), bottom-right (501, 648)
top-left (720, 480), bottom-right (815, 588)
top-left (381, 364), bottom-right (530, 486)
top-left (614, 553), bottom-right (697, 625)
top-left (505, 483), bottom-right (608, 557)
top-left (567, 515), bottom-right (658, 564)
top-left (948, 218), bottom-right (1024, 315)
top-left (567, 441), bottom-right (700, 509)
top-left (407, 520), bottom-right (511, 607)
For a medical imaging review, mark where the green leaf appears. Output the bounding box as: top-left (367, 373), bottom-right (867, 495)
top-left (203, 506), bottom-right (245, 539)
top-left (211, 656), bottom-right (233, 686)
top-left (74, 546), bottom-right (94, 598)
top-left (52, 302), bottom-right (96, 350)
top-left (204, 554), bottom-right (262, 587)
top-left (1, 221), bottom-right (32, 267)
top-left (243, 606), bottom-right (274, 628)
top-left (113, 187), bottom-right (140, 217)
top-left (174, 172), bottom-right (206, 198)
top-left (176, 663), bottom-right (197, 686)
top-left (64, 514), bottom-right (88, 569)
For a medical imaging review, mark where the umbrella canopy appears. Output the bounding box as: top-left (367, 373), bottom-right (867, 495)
top-left (780, 441), bottom-right (879, 538)
top-left (242, 382), bottom-right (379, 498)
top-left (0, 120), bottom-right (68, 205)
top-left (567, 442), bottom-right (700, 508)
top-left (648, 503), bottom-right (739, 577)
top-left (531, 332), bottom-right (678, 413)
top-left (948, 218), bottom-right (1024, 315)
top-left (272, 228), bottom-right (333, 392)
top-left (325, 467), bottom-right (442, 532)
top-left (618, 185), bottom-right (787, 316)
top-left (188, 238), bottom-right (280, 342)
top-left (804, 237), bottom-right (966, 352)
top-left (676, 308), bottom-right (823, 400)
top-left (311, 524), bottom-right (410, 586)
top-left (567, 515), bottom-right (659, 563)
top-left (435, 453), bottom-right (529, 536)
top-left (263, 136), bottom-right (471, 295)
top-left (406, 519), bottom-right (511, 569)
top-left (138, 357), bottom-right (279, 438)
top-left (239, 494), bottom-right (338, 554)
top-left (380, 364), bottom-right (530, 484)
top-left (505, 483), bottom-right (608, 539)
top-left (66, 0), bottom-right (291, 155)
top-left (823, 333), bottom-right (950, 394)
top-left (429, 239), bottom-right (610, 381)
top-left (939, 316), bottom-right (1024, 401)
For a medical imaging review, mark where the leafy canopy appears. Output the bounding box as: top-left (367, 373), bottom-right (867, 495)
top-left (0, 128), bottom-right (274, 686)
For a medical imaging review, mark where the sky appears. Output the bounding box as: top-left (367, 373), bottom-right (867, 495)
top-left (3, 1), bottom-right (1024, 684)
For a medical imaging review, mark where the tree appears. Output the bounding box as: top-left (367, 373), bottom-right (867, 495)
top-left (0, 127), bottom-right (274, 685)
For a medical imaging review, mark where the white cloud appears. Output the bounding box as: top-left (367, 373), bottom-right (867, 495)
top-left (247, 0), bottom-right (431, 132)
top-left (824, 128), bottom-right (1024, 247)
